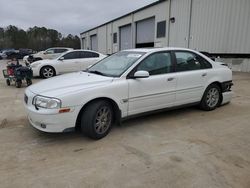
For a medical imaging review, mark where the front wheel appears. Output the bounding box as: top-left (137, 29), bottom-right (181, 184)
top-left (40, 66), bottom-right (55, 79)
top-left (81, 100), bottom-right (114, 140)
top-left (200, 84), bottom-right (222, 111)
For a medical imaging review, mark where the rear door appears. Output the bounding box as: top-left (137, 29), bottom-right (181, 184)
top-left (127, 51), bottom-right (177, 115)
top-left (173, 51), bottom-right (213, 105)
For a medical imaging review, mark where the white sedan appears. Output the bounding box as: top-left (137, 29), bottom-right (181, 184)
top-left (24, 48), bottom-right (233, 139)
top-left (30, 50), bottom-right (106, 78)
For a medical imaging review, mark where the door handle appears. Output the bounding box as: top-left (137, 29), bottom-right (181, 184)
top-left (167, 77), bottom-right (175, 81)
top-left (202, 73), bottom-right (207, 77)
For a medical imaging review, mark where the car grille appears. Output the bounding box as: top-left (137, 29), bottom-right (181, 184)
top-left (24, 94), bottom-right (28, 104)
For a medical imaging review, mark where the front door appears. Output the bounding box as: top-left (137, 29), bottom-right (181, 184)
top-left (128, 51), bottom-right (177, 116)
top-left (58, 51), bottom-right (81, 73)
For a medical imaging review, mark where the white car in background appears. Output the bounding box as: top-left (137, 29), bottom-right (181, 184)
top-left (23, 47), bottom-right (73, 64)
top-left (24, 48), bottom-right (233, 139)
top-left (30, 49), bottom-right (106, 78)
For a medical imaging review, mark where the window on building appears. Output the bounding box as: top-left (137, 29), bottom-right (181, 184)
top-left (113, 33), bottom-right (117, 44)
top-left (157, 21), bottom-right (166, 38)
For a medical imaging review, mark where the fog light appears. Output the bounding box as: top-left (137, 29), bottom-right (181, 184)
top-left (41, 124), bottom-right (46, 129)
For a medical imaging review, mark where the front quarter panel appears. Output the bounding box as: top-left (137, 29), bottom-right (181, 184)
top-left (59, 78), bottom-right (129, 118)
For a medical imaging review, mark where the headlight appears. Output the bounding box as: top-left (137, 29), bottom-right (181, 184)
top-left (33, 95), bottom-right (61, 109)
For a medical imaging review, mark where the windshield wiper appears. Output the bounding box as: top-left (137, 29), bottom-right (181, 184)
top-left (88, 70), bottom-right (105, 76)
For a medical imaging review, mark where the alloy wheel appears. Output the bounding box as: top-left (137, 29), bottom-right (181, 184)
top-left (94, 106), bottom-right (112, 134)
top-left (206, 88), bottom-right (220, 108)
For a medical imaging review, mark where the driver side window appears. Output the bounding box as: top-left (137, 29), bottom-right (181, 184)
top-left (45, 49), bottom-right (54, 54)
top-left (136, 52), bottom-right (173, 76)
top-left (62, 52), bottom-right (79, 60)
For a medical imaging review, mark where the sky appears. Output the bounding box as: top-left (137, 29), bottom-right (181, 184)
top-left (0, 0), bottom-right (157, 36)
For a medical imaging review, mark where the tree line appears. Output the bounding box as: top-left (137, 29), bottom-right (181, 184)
top-left (0, 25), bottom-right (80, 51)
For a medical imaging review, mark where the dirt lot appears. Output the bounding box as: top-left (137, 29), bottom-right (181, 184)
top-left (0, 59), bottom-right (250, 188)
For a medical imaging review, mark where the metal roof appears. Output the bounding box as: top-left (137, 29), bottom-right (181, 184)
top-left (80, 0), bottom-right (167, 35)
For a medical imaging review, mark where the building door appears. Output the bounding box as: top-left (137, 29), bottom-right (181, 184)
top-left (90, 35), bottom-right (98, 51)
top-left (169, 0), bottom-right (191, 48)
top-left (136, 17), bottom-right (155, 48)
top-left (119, 24), bottom-right (132, 50)
top-left (81, 38), bottom-right (86, 49)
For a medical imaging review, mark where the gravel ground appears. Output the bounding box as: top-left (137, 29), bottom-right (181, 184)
top-left (0, 59), bottom-right (250, 188)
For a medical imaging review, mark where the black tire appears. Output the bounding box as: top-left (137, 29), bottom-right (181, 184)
top-left (6, 79), bottom-right (10, 86)
top-left (81, 100), bottom-right (114, 140)
top-left (26, 78), bottom-right (32, 86)
top-left (16, 80), bottom-right (22, 88)
top-left (200, 84), bottom-right (222, 111)
top-left (40, 66), bottom-right (55, 79)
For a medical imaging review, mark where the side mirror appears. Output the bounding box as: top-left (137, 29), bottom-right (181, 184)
top-left (133, 71), bottom-right (150, 79)
top-left (59, 57), bottom-right (64, 61)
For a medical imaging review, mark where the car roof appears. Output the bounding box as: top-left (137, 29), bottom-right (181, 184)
top-left (66, 49), bottom-right (102, 54)
top-left (48, 47), bottom-right (73, 50)
top-left (123, 47), bottom-right (198, 53)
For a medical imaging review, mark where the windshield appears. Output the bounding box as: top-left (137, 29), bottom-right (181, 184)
top-left (87, 51), bottom-right (145, 77)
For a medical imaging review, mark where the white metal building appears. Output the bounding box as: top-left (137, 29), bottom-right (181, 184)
top-left (80, 0), bottom-right (250, 56)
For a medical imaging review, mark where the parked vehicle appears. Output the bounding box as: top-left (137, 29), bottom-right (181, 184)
top-left (23, 47), bottom-right (73, 64)
top-left (30, 49), bottom-right (106, 78)
top-left (0, 52), bottom-right (7, 59)
top-left (24, 48), bottom-right (233, 139)
top-left (3, 60), bottom-right (33, 88)
top-left (0, 49), bottom-right (16, 59)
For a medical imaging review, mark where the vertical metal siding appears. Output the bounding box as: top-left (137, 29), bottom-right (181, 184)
top-left (80, 0), bottom-right (250, 54)
top-left (189, 0), bottom-right (250, 53)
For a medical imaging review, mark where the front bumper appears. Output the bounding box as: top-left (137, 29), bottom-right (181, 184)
top-left (26, 108), bottom-right (78, 133)
top-left (24, 90), bottom-right (81, 133)
top-left (31, 67), bottom-right (40, 77)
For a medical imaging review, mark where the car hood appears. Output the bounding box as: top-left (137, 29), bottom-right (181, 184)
top-left (28, 72), bottom-right (114, 97)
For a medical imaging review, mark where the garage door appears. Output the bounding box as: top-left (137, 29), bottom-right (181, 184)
top-left (90, 35), bottom-right (98, 51)
top-left (136, 17), bottom-right (155, 48)
top-left (119, 24), bottom-right (132, 50)
top-left (81, 38), bottom-right (86, 49)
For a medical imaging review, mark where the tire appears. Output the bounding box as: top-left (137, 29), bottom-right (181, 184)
top-left (26, 78), bottom-right (32, 86)
top-left (81, 100), bottom-right (114, 140)
top-left (200, 84), bottom-right (222, 111)
top-left (6, 79), bottom-right (10, 86)
top-left (40, 66), bottom-right (55, 79)
top-left (15, 80), bottom-right (22, 88)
